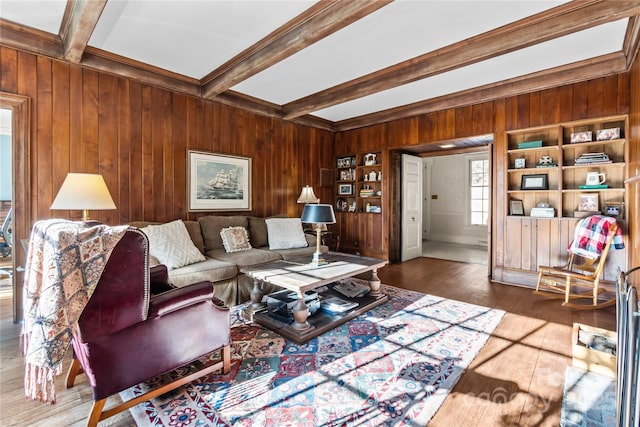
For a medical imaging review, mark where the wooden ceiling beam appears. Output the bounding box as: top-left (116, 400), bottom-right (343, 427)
top-left (334, 53), bottom-right (628, 132)
top-left (60, 0), bottom-right (107, 63)
top-left (0, 18), bottom-right (63, 58)
top-left (623, 15), bottom-right (640, 68)
top-left (284, 0), bottom-right (640, 120)
top-left (200, 0), bottom-right (392, 99)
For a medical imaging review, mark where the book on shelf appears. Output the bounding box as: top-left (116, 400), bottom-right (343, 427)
top-left (578, 184), bottom-right (609, 189)
top-left (530, 207), bottom-right (555, 218)
top-left (321, 296), bottom-right (358, 314)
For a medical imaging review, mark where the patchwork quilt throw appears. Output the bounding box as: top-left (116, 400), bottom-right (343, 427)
top-left (122, 285), bottom-right (505, 426)
top-left (21, 219), bottom-right (127, 403)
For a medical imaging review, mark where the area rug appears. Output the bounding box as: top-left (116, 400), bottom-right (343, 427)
top-left (560, 366), bottom-right (615, 426)
top-left (121, 285), bottom-right (505, 426)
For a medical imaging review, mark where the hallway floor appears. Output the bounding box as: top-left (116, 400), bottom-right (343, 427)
top-left (422, 240), bottom-right (488, 265)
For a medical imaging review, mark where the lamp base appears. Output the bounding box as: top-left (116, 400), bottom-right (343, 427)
top-left (309, 251), bottom-right (328, 267)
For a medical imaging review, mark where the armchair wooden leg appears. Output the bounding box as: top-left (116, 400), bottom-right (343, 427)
top-left (66, 358), bottom-right (83, 388)
top-left (564, 276), bottom-right (571, 304)
top-left (223, 344), bottom-right (231, 374)
top-left (86, 398), bottom-right (107, 427)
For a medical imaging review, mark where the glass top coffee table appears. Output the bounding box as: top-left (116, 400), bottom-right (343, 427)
top-left (240, 252), bottom-right (388, 343)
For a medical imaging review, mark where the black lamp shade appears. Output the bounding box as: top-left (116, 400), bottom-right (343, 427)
top-left (301, 204), bottom-right (336, 224)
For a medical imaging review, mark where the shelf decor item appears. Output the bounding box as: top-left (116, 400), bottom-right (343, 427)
top-left (537, 155), bottom-right (556, 168)
top-left (509, 199), bottom-right (524, 216)
top-left (521, 174), bottom-right (548, 190)
top-left (605, 202), bottom-right (624, 219)
top-left (596, 127), bottom-right (620, 141)
top-left (578, 193), bottom-right (599, 212)
top-left (514, 158), bottom-right (526, 169)
top-left (338, 184), bottom-right (353, 195)
top-left (364, 153), bottom-right (377, 165)
top-left (517, 140), bottom-right (543, 149)
top-left (570, 131), bottom-right (592, 143)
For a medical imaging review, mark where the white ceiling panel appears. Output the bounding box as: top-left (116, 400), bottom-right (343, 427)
top-left (232, 0), bottom-right (566, 104)
top-left (89, 0), bottom-right (315, 79)
top-left (0, 0), bottom-right (66, 34)
top-left (312, 19), bottom-right (629, 122)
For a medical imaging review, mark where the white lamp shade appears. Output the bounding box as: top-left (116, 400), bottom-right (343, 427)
top-left (51, 173), bottom-right (116, 211)
top-left (297, 185), bottom-right (319, 204)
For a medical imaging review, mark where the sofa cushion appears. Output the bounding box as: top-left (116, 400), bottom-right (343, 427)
top-left (265, 218), bottom-right (308, 250)
top-left (167, 257), bottom-right (238, 288)
top-left (199, 216), bottom-right (248, 251)
top-left (248, 214), bottom-right (286, 248)
top-left (183, 220), bottom-right (205, 254)
top-left (206, 248), bottom-right (281, 268)
top-left (142, 220), bottom-right (206, 270)
top-left (220, 226), bottom-right (252, 253)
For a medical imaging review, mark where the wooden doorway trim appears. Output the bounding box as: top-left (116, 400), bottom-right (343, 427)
top-left (1, 92), bottom-right (31, 323)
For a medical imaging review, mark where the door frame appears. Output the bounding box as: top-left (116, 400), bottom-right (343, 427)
top-left (1, 92), bottom-right (31, 323)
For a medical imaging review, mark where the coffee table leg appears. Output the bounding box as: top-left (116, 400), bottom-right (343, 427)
top-left (369, 268), bottom-right (383, 297)
top-left (292, 293), bottom-right (311, 330)
top-left (250, 279), bottom-right (264, 309)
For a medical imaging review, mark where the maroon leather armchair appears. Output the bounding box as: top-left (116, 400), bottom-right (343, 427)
top-left (66, 228), bottom-right (231, 427)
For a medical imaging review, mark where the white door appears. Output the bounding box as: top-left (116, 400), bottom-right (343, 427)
top-left (402, 154), bottom-right (423, 261)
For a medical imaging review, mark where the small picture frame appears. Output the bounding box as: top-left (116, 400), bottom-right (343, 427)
top-left (337, 157), bottom-right (352, 168)
top-left (578, 193), bottom-right (599, 212)
top-left (605, 202), bottom-right (624, 219)
top-left (570, 131), bottom-right (593, 143)
top-left (338, 184), bottom-right (353, 195)
top-left (520, 174), bottom-right (548, 190)
top-left (510, 199), bottom-right (524, 216)
top-left (514, 158), bottom-right (526, 169)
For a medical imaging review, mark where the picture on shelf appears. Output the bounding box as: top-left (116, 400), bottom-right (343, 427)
top-left (520, 173), bottom-right (548, 190)
top-left (514, 158), bottom-right (526, 169)
top-left (338, 184), bottom-right (353, 195)
top-left (509, 200), bottom-right (524, 216)
top-left (605, 202), bottom-right (624, 219)
top-left (578, 193), bottom-right (599, 212)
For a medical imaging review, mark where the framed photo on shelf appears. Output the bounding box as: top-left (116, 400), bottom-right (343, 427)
top-left (520, 173), bottom-right (548, 190)
top-left (509, 200), bottom-right (524, 216)
top-left (338, 184), bottom-right (353, 195)
top-left (514, 158), bottom-right (526, 169)
top-left (578, 193), bottom-right (599, 212)
top-left (605, 202), bottom-right (624, 219)
top-left (188, 150), bottom-right (251, 212)
top-left (337, 157), bottom-right (351, 168)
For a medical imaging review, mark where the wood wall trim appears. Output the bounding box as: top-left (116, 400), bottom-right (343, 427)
top-left (200, 0), bottom-right (392, 98)
top-left (0, 18), bottom-right (62, 58)
top-left (0, 92), bottom-right (31, 323)
top-left (282, 0), bottom-right (640, 120)
top-left (334, 53), bottom-right (627, 132)
top-left (624, 15), bottom-right (640, 69)
top-left (60, 0), bottom-right (107, 62)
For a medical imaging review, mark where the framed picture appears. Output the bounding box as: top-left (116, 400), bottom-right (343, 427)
top-left (337, 157), bottom-right (352, 168)
top-left (578, 193), bottom-right (599, 212)
top-left (605, 202), bottom-right (624, 219)
top-left (188, 150), bottom-right (251, 211)
top-left (514, 158), bottom-right (526, 169)
top-left (520, 174), bottom-right (548, 190)
top-left (510, 199), bottom-right (524, 216)
top-left (338, 184), bottom-right (353, 195)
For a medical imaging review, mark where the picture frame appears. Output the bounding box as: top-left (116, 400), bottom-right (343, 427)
top-left (509, 199), bottom-right (524, 216)
top-left (188, 150), bottom-right (251, 211)
top-left (338, 184), bottom-right (353, 195)
top-left (605, 202), bottom-right (624, 219)
top-left (337, 157), bottom-right (352, 168)
top-left (520, 173), bottom-right (548, 190)
top-left (514, 158), bottom-right (526, 169)
top-left (578, 193), bottom-right (599, 212)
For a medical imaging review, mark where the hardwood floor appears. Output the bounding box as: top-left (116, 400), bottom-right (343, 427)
top-left (0, 258), bottom-right (615, 426)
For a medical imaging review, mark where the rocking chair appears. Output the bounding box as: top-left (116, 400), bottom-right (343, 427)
top-left (534, 215), bottom-right (621, 310)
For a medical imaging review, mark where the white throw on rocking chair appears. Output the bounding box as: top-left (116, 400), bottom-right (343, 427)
top-left (534, 214), bottom-right (624, 310)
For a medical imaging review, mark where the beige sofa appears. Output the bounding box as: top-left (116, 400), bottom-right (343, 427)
top-left (130, 215), bottom-right (325, 306)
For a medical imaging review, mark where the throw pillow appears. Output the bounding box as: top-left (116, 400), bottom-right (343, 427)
top-left (265, 218), bottom-right (308, 250)
top-left (220, 226), bottom-right (252, 253)
top-left (142, 220), bottom-right (206, 270)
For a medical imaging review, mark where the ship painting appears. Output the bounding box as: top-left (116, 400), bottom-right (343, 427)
top-left (197, 162), bottom-right (244, 200)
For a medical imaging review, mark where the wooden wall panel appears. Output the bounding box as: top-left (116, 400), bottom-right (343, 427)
top-left (630, 53), bottom-right (640, 272)
top-left (0, 48), bottom-right (334, 234)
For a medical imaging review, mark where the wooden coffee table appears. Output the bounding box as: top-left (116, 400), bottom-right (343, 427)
top-left (240, 252), bottom-right (388, 343)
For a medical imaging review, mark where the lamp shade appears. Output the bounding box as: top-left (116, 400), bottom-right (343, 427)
top-left (301, 203), bottom-right (336, 224)
top-left (51, 173), bottom-right (116, 211)
top-left (297, 185), bottom-right (319, 204)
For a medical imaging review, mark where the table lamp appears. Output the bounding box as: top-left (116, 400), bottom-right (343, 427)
top-left (301, 203), bottom-right (336, 267)
top-left (51, 173), bottom-right (116, 221)
top-left (297, 185), bottom-right (319, 204)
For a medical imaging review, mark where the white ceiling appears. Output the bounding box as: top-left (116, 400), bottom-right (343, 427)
top-left (0, 0), bottom-right (636, 126)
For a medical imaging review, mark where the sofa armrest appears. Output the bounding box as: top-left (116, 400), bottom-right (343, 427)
top-left (149, 281), bottom-right (224, 317)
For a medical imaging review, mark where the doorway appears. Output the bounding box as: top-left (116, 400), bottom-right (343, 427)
top-left (0, 108), bottom-right (11, 297)
top-left (422, 151), bottom-right (489, 265)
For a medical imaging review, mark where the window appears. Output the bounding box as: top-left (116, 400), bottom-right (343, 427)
top-left (470, 159), bottom-right (489, 225)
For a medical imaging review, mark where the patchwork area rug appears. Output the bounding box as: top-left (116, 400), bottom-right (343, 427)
top-left (121, 285), bottom-right (505, 426)
top-left (560, 366), bottom-right (615, 427)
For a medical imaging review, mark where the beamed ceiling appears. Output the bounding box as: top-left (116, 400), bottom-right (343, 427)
top-left (1, 0), bottom-right (639, 132)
